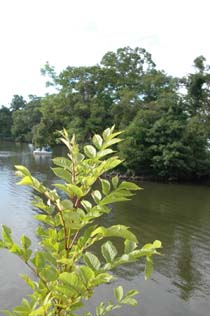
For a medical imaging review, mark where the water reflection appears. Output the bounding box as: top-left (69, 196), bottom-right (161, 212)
top-left (33, 153), bottom-right (52, 165)
top-left (111, 182), bottom-right (210, 303)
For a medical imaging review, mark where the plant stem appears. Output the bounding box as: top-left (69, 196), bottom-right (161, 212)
top-left (68, 229), bottom-right (80, 250)
top-left (26, 262), bottom-right (51, 293)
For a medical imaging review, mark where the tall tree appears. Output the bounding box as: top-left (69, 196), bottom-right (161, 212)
top-left (0, 106), bottom-right (12, 138)
top-left (10, 95), bottom-right (26, 112)
top-left (184, 56), bottom-right (210, 116)
top-left (11, 96), bottom-right (42, 142)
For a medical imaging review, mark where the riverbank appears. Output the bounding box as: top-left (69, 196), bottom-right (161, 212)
top-left (108, 171), bottom-right (210, 186)
top-left (1, 139), bottom-right (210, 185)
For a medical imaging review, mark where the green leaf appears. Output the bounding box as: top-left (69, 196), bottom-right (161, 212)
top-left (102, 127), bottom-right (111, 140)
top-left (21, 235), bottom-right (31, 249)
top-left (112, 175), bottom-right (119, 189)
top-left (13, 298), bottom-right (32, 315)
top-left (114, 286), bottom-right (124, 302)
top-left (102, 138), bottom-right (122, 149)
top-left (91, 190), bottom-right (102, 203)
top-left (84, 252), bottom-right (101, 270)
top-left (102, 127), bottom-right (121, 143)
top-left (76, 153), bottom-right (85, 162)
top-left (56, 284), bottom-right (78, 297)
top-left (15, 165), bottom-right (31, 176)
top-left (101, 157), bottom-right (122, 172)
top-left (101, 241), bottom-right (118, 263)
top-left (81, 200), bottom-right (92, 211)
top-left (17, 176), bottom-right (33, 186)
top-left (40, 266), bottom-right (58, 281)
top-left (93, 134), bottom-right (103, 149)
top-left (109, 129), bottom-right (123, 139)
top-left (126, 289), bottom-right (139, 297)
top-left (141, 240), bottom-right (162, 253)
top-left (60, 199), bottom-right (73, 210)
top-left (84, 145), bottom-right (97, 158)
top-left (29, 305), bottom-right (47, 316)
top-left (52, 157), bottom-right (72, 171)
top-left (44, 189), bottom-right (59, 201)
top-left (32, 196), bottom-right (54, 214)
top-left (153, 240), bottom-right (162, 248)
top-left (97, 149), bottom-right (114, 159)
top-left (32, 251), bottom-right (46, 269)
top-left (1, 225), bottom-right (13, 247)
top-left (93, 204), bottom-right (110, 214)
top-left (78, 266), bottom-right (95, 286)
top-left (121, 297), bottom-right (138, 306)
top-left (100, 179), bottom-right (111, 195)
top-left (51, 167), bottom-right (71, 182)
top-left (94, 272), bottom-right (113, 285)
top-left (20, 274), bottom-right (36, 289)
top-left (34, 214), bottom-right (54, 226)
top-left (59, 272), bottom-right (85, 293)
top-left (100, 192), bottom-right (130, 205)
top-left (91, 225), bottom-right (138, 242)
top-left (29, 177), bottom-right (46, 193)
top-left (10, 243), bottom-right (22, 256)
top-left (124, 240), bottom-right (138, 254)
top-left (65, 212), bottom-right (81, 229)
top-left (23, 249), bottom-right (32, 262)
top-left (0, 239), bottom-right (5, 248)
top-left (119, 181), bottom-right (141, 191)
top-left (96, 303), bottom-right (105, 316)
top-left (54, 183), bottom-right (83, 198)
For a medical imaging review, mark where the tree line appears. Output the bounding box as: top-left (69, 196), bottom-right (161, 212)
top-left (1, 47), bottom-right (210, 181)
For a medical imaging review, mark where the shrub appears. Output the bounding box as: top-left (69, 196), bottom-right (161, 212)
top-left (0, 126), bottom-right (161, 316)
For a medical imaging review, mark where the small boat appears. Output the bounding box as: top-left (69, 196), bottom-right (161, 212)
top-left (33, 147), bottom-right (52, 155)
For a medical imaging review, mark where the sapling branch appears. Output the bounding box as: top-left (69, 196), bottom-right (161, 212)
top-left (2, 127), bottom-right (161, 316)
top-left (71, 154), bottom-right (76, 184)
top-left (74, 197), bottom-right (80, 208)
top-left (68, 229), bottom-right (80, 251)
top-left (26, 262), bottom-right (51, 293)
top-left (46, 197), bottom-right (68, 252)
top-left (57, 209), bottom-right (68, 251)
top-left (66, 227), bottom-right (71, 257)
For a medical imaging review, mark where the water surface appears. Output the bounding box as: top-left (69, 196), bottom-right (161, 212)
top-left (0, 141), bottom-right (210, 315)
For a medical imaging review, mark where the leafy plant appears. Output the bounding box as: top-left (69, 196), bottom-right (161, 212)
top-left (0, 126), bottom-right (161, 316)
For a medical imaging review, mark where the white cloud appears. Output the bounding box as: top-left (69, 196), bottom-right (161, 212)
top-left (0, 0), bottom-right (210, 105)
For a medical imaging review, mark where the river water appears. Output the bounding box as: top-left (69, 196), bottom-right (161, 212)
top-left (0, 141), bottom-right (210, 315)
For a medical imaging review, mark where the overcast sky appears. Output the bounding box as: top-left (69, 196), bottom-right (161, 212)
top-left (0, 0), bottom-right (210, 106)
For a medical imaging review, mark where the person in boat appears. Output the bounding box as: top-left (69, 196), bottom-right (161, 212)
top-left (44, 146), bottom-right (52, 152)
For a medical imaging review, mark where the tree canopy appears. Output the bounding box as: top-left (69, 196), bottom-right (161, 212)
top-left (1, 47), bottom-right (210, 181)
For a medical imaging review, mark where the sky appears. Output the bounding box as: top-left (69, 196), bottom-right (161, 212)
top-left (0, 0), bottom-right (210, 106)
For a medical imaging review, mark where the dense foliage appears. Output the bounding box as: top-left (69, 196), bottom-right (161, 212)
top-left (1, 47), bottom-right (210, 180)
top-left (0, 127), bottom-right (161, 316)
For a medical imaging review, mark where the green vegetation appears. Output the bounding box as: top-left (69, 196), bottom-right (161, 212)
top-left (0, 127), bottom-right (161, 316)
top-left (1, 47), bottom-right (210, 180)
